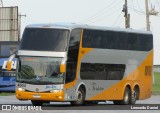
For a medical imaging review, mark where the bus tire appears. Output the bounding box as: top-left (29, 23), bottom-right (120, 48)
top-left (31, 100), bottom-right (43, 106)
top-left (70, 87), bottom-right (85, 106)
top-left (130, 87), bottom-right (138, 105)
top-left (113, 87), bottom-right (130, 105)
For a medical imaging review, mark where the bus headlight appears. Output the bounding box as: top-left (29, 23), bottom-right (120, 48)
top-left (50, 90), bottom-right (62, 93)
top-left (17, 88), bottom-right (25, 91)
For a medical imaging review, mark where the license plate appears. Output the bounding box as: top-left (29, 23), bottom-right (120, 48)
top-left (33, 94), bottom-right (41, 98)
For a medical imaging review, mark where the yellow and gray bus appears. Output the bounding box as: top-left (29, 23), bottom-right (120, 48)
top-left (7, 23), bottom-right (153, 106)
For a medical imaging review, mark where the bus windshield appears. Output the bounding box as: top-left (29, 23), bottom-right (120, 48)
top-left (17, 57), bottom-right (64, 85)
top-left (19, 28), bottom-right (69, 52)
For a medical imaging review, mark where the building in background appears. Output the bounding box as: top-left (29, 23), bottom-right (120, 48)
top-left (0, 6), bottom-right (19, 41)
top-left (0, 6), bottom-right (20, 57)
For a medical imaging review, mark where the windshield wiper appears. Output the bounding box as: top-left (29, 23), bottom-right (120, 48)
top-left (17, 80), bottom-right (26, 83)
top-left (17, 80), bottom-right (34, 84)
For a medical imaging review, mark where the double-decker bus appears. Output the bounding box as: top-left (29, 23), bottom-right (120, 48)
top-left (7, 23), bottom-right (153, 106)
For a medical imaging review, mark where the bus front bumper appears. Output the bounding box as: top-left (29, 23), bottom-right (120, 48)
top-left (16, 90), bottom-right (65, 101)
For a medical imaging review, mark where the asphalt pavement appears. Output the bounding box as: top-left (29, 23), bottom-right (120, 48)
top-left (0, 95), bottom-right (159, 112)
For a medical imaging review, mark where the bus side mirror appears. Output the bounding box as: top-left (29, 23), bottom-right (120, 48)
top-left (7, 61), bottom-right (12, 71)
top-left (60, 64), bottom-right (66, 73)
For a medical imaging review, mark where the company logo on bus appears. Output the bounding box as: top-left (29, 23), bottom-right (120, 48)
top-left (45, 85), bottom-right (57, 89)
top-left (2, 61), bottom-right (17, 70)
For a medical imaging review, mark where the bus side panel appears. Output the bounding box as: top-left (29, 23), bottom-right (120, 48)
top-left (139, 50), bottom-right (153, 99)
top-left (86, 50), bottom-right (153, 101)
top-left (64, 50), bottom-right (153, 101)
top-left (64, 28), bottom-right (153, 101)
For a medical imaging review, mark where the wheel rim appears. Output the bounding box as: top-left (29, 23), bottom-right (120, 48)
top-left (132, 91), bottom-right (137, 101)
top-left (77, 90), bottom-right (83, 103)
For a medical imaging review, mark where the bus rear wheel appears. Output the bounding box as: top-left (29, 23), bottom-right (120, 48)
top-left (31, 100), bottom-right (44, 106)
top-left (130, 87), bottom-right (139, 105)
top-left (70, 87), bottom-right (85, 106)
top-left (129, 90), bottom-right (136, 105)
top-left (113, 87), bottom-right (130, 105)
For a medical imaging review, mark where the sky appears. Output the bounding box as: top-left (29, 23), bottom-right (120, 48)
top-left (2, 0), bottom-right (160, 64)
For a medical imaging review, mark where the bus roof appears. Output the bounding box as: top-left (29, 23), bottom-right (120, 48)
top-left (26, 22), bottom-right (152, 35)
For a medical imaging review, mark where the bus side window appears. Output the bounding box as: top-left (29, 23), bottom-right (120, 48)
top-left (66, 28), bottom-right (81, 83)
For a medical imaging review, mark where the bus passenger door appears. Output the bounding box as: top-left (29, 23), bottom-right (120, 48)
top-left (65, 61), bottom-right (76, 84)
top-left (64, 61), bottom-right (77, 100)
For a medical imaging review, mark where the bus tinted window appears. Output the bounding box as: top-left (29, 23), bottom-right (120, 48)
top-left (19, 28), bottom-right (69, 52)
top-left (80, 63), bottom-right (125, 80)
top-left (82, 29), bottom-right (153, 51)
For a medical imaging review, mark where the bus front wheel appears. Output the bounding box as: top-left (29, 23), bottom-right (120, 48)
top-left (70, 87), bottom-right (85, 106)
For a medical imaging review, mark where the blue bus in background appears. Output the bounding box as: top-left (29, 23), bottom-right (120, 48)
top-left (0, 41), bottom-right (19, 92)
top-left (0, 58), bottom-right (17, 92)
